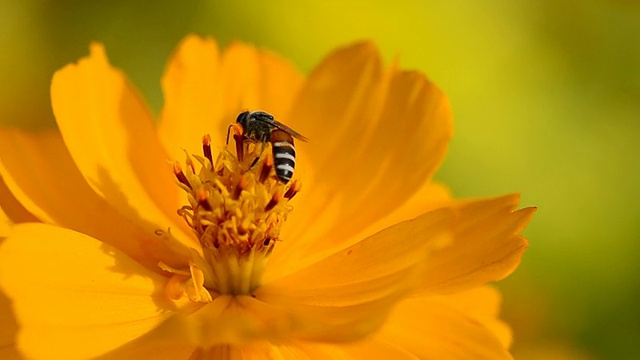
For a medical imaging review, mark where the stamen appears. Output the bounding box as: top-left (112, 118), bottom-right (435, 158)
top-left (234, 133), bottom-right (244, 162)
top-left (202, 134), bottom-right (213, 168)
top-left (170, 130), bottom-right (302, 296)
top-left (226, 123), bottom-right (245, 162)
top-left (265, 190), bottom-right (284, 212)
top-left (260, 153), bottom-right (274, 183)
top-left (173, 162), bottom-right (192, 189)
top-left (284, 180), bottom-right (301, 200)
top-left (177, 206), bottom-right (194, 227)
top-left (233, 175), bottom-right (248, 200)
top-left (196, 188), bottom-right (212, 211)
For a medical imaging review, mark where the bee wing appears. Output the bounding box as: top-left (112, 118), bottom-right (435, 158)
top-left (272, 120), bottom-right (309, 142)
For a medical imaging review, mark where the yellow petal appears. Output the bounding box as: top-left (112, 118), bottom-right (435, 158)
top-left (0, 129), bottom-right (190, 270)
top-left (258, 208), bottom-right (453, 342)
top-left (420, 194), bottom-right (536, 295)
top-left (158, 35), bottom-right (304, 162)
top-left (0, 224), bottom-right (181, 360)
top-left (50, 43), bottom-right (195, 249)
top-left (377, 294), bottom-right (513, 359)
top-left (279, 41), bottom-right (452, 262)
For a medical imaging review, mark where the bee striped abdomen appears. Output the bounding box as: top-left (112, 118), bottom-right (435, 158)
top-left (271, 130), bottom-right (296, 183)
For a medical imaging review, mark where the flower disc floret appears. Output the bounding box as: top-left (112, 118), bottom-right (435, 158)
top-left (167, 133), bottom-right (300, 297)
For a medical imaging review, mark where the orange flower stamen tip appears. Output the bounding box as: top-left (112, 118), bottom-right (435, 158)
top-left (196, 188), bottom-right (212, 211)
top-left (265, 189), bottom-right (284, 211)
top-left (202, 134), bottom-right (213, 167)
top-left (173, 161), bottom-right (192, 189)
top-left (233, 175), bottom-right (248, 200)
top-left (284, 180), bottom-right (301, 199)
top-left (259, 154), bottom-right (274, 183)
top-left (171, 132), bottom-right (302, 296)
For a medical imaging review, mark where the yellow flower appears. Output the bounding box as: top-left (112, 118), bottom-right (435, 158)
top-left (0, 35), bottom-right (535, 359)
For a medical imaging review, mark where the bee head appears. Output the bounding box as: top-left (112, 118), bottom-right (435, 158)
top-left (236, 111), bottom-right (250, 128)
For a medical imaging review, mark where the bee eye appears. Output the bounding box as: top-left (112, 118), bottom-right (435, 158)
top-left (237, 111), bottom-right (249, 123)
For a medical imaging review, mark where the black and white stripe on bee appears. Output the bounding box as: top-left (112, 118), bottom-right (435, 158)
top-left (273, 140), bottom-right (297, 183)
top-left (231, 110), bottom-right (308, 184)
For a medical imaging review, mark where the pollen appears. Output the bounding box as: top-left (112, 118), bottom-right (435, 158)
top-left (167, 132), bottom-right (299, 298)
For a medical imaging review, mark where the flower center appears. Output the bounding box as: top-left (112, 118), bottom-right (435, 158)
top-left (162, 130), bottom-right (300, 300)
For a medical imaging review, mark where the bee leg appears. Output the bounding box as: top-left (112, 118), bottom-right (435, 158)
top-left (248, 142), bottom-right (267, 170)
top-left (249, 156), bottom-right (260, 169)
top-left (226, 124), bottom-right (234, 145)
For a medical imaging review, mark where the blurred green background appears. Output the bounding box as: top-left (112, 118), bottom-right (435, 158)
top-left (2, 0), bottom-right (639, 358)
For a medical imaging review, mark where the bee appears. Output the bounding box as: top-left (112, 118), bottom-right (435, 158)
top-left (228, 110), bottom-right (308, 184)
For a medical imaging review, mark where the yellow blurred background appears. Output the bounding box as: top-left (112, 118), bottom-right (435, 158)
top-left (2, 1), bottom-right (639, 358)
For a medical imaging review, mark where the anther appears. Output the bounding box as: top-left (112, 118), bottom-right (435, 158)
top-left (260, 153), bottom-right (274, 183)
top-left (234, 133), bottom-right (244, 162)
top-left (196, 188), bottom-right (212, 211)
top-left (284, 180), bottom-right (301, 200)
top-left (265, 189), bottom-right (284, 212)
top-left (173, 162), bottom-right (192, 189)
top-left (202, 134), bottom-right (213, 168)
top-left (233, 175), bottom-right (248, 200)
top-left (226, 123), bottom-right (245, 162)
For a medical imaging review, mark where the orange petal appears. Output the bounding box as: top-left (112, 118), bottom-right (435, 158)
top-left (158, 35), bottom-right (225, 162)
top-left (0, 207), bottom-right (11, 238)
top-left (193, 342), bottom-right (280, 360)
top-left (0, 129), bottom-right (190, 271)
top-left (279, 41), bottom-right (452, 261)
top-left (258, 208), bottom-right (453, 342)
top-left (96, 337), bottom-right (195, 360)
top-left (427, 286), bottom-right (513, 348)
top-left (192, 337), bottom-right (411, 359)
top-left (220, 41), bottom-right (304, 121)
top-left (291, 339), bottom-right (419, 359)
top-left (140, 210), bottom-right (451, 348)
top-left (0, 264), bottom-right (22, 360)
top-left (376, 294), bottom-right (512, 359)
top-left (0, 224), bottom-right (182, 360)
top-left (0, 220), bottom-right (19, 358)
top-left (0, 174), bottom-right (37, 225)
top-left (355, 181), bottom-right (452, 243)
top-left (158, 35), bottom-right (304, 162)
top-left (126, 295), bottom-right (275, 348)
top-left (420, 194), bottom-right (536, 295)
top-left (50, 43), bottom-right (195, 249)
top-left (192, 341), bottom-right (359, 360)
